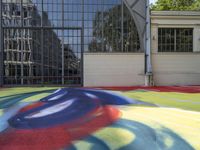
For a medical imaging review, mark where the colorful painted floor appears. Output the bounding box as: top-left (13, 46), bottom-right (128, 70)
top-left (0, 86), bottom-right (200, 150)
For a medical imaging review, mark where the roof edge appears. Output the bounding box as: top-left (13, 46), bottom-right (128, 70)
top-left (151, 11), bottom-right (200, 16)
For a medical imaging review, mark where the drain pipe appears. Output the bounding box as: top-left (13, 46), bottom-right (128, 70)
top-left (145, 0), bottom-right (153, 86)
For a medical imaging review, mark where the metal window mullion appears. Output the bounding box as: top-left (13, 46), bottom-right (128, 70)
top-left (80, 0), bottom-right (84, 86)
top-left (3, 26), bottom-right (82, 30)
top-left (111, 7), bottom-right (114, 52)
top-left (174, 29), bottom-right (176, 52)
top-left (56, 33), bottom-right (59, 84)
top-left (20, 0), bottom-right (24, 84)
top-left (184, 29), bottom-right (186, 52)
top-left (192, 28), bottom-right (193, 52)
top-left (28, 29), bottom-right (32, 84)
top-left (48, 31), bottom-right (50, 82)
top-left (21, 29), bottom-right (24, 84)
top-left (21, 0), bottom-right (23, 27)
top-left (41, 0), bottom-right (43, 26)
top-left (51, 29), bottom-right (53, 82)
top-left (61, 0), bottom-right (64, 85)
top-left (41, 0), bottom-right (44, 85)
top-left (61, 31), bottom-right (64, 85)
top-left (0, 0), bottom-right (3, 86)
top-left (169, 28), bottom-right (171, 52)
top-left (160, 28), bottom-right (162, 52)
top-left (62, 0), bottom-right (64, 28)
top-left (101, 1), bottom-right (104, 52)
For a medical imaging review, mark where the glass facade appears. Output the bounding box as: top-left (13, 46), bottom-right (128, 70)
top-left (1, 0), bottom-right (141, 85)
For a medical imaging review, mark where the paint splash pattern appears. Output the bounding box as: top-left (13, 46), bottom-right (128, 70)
top-left (0, 86), bottom-right (200, 150)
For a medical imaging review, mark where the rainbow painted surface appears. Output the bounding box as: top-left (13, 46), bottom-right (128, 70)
top-left (0, 86), bottom-right (200, 150)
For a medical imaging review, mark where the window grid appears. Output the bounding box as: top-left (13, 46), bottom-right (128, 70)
top-left (158, 28), bottom-right (193, 52)
top-left (2, 0), bottom-right (141, 85)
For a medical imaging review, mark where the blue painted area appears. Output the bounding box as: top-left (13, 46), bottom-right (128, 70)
top-left (8, 88), bottom-right (151, 129)
top-left (67, 119), bottom-right (194, 150)
top-left (8, 96), bottom-right (100, 129)
top-left (0, 90), bottom-right (55, 109)
top-left (41, 88), bottom-right (135, 105)
top-left (0, 102), bottom-right (31, 132)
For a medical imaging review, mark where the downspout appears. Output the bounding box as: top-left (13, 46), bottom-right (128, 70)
top-left (145, 0), bottom-right (153, 86)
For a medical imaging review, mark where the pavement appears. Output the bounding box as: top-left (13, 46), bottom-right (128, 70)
top-left (0, 86), bottom-right (200, 150)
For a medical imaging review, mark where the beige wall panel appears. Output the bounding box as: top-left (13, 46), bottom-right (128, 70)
top-left (84, 54), bottom-right (145, 87)
top-left (152, 54), bottom-right (200, 85)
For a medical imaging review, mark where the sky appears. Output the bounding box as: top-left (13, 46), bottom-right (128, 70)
top-left (150, 0), bottom-right (157, 4)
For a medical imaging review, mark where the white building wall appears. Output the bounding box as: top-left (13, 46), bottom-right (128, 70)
top-left (194, 25), bottom-right (200, 52)
top-left (151, 11), bottom-right (200, 86)
top-left (83, 53), bottom-right (145, 87)
top-left (152, 53), bottom-right (200, 85)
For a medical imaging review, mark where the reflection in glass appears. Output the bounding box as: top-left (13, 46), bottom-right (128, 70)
top-left (2, 0), bottom-right (141, 85)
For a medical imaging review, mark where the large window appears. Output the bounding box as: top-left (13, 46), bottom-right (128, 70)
top-left (158, 28), bottom-right (193, 52)
top-left (1, 0), bottom-right (141, 85)
top-left (85, 1), bottom-right (140, 52)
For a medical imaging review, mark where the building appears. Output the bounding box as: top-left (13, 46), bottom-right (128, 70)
top-left (1, 0), bottom-right (63, 84)
top-left (0, 0), bottom-right (200, 86)
top-left (151, 11), bottom-right (200, 86)
top-left (84, 11), bottom-right (200, 86)
top-left (0, 0), bottom-right (143, 86)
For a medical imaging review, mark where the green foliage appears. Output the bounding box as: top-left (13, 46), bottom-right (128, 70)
top-left (151, 0), bottom-right (200, 11)
top-left (191, 0), bottom-right (200, 10)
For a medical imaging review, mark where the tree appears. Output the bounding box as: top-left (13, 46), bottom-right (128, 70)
top-left (191, 0), bottom-right (200, 10)
top-left (151, 0), bottom-right (199, 11)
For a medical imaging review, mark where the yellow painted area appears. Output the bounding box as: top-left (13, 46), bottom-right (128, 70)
top-left (22, 93), bottom-right (51, 102)
top-left (0, 87), bottom-right (58, 97)
top-left (164, 135), bottom-right (174, 148)
top-left (73, 141), bottom-right (93, 150)
top-left (93, 127), bottom-right (135, 150)
top-left (120, 106), bottom-right (200, 150)
top-left (123, 92), bottom-right (200, 111)
top-left (0, 110), bottom-right (3, 116)
top-left (124, 91), bottom-right (200, 102)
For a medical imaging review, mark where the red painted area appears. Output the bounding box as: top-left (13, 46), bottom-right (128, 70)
top-left (19, 102), bottom-right (45, 113)
top-left (0, 106), bottom-right (120, 150)
top-left (89, 86), bottom-right (200, 93)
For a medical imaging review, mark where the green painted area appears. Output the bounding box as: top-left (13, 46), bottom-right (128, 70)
top-left (1, 87), bottom-right (200, 111)
top-left (0, 87), bottom-right (58, 98)
top-left (21, 93), bottom-right (52, 102)
top-left (122, 91), bottom-right (200, 112)
top-left (0, 87), bottom-right (59, 109)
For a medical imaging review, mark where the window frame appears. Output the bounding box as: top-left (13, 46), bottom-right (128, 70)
top-left (158, 27), bottom-right (194, 53)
